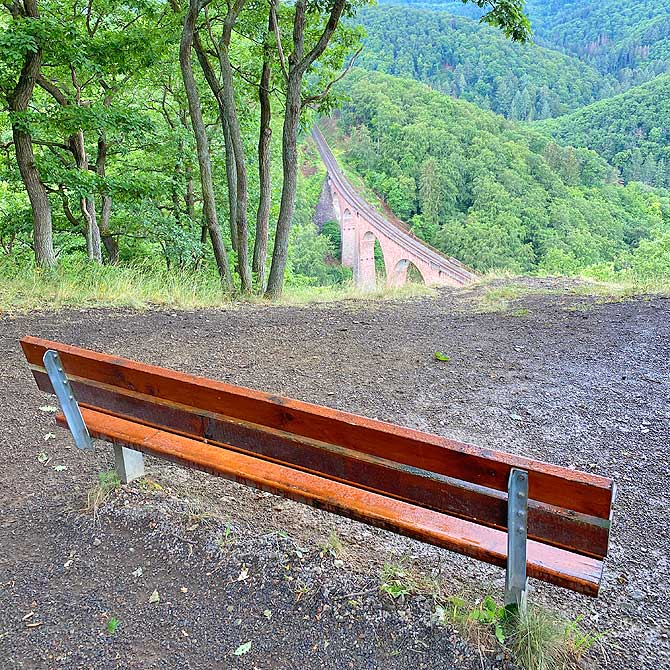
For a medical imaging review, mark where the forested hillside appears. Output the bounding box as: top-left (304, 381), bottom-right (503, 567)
top-left (537, 76), bottom-right (670, 188)
top-left (357, 7), bottom-right (614, 119)
top-left (376, 0), bottom-right (670, 83)
top-left (335, 70), bottom-right (670, 277)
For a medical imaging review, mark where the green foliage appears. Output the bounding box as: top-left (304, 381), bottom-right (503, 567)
top-left (436, 595), bottom-right (603, 670)
top-left (286, 149), bottom-right (352, 287)
top-left (335, 69), bottom-right (670, 276)
top-left (375, 0), bottom-right (670, 83)
top-left (537, 76), bottom-right (670, 188)
top-left (357, 7), bottom-right (614, 119)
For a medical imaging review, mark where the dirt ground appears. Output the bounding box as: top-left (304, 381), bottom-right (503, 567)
top-left (1, 279), bottom-right (668, 670)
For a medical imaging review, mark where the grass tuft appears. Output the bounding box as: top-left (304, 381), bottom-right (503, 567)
top-left (436, 594), bottom-right (603, 670)
top-left (84, 470), bottom-right (121, 520)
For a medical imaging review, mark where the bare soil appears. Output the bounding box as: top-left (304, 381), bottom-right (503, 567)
top-left (1, 278), bottom-right (668, 670)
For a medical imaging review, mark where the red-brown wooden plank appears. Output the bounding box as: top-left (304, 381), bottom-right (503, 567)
top-left (21, 336), bottom-right (615, 518)
top-left (58, 408), bottom-right (604, 596)
top-left (30, 368), bottom-right (611, 558)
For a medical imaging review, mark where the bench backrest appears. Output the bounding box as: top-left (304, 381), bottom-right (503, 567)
top-left (21, 336), bottom-right (615, 591)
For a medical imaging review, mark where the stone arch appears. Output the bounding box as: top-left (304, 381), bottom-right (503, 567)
top-left (391, 258), bottom-right (427, 287)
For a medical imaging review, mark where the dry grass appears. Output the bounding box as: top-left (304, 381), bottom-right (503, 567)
top-left (0, 257), bottom-right (434, 313)
top-left (84, 470), bottom-right (122, 521)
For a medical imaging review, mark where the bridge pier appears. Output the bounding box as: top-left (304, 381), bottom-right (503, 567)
top-left (341, 206), bottom-right (356, 268)
top-left (355, 231), bottom-right (377, 291)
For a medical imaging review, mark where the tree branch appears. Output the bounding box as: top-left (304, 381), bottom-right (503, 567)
top-left (36, 74), bottom-right (69, 106)
top-left (303, 46), bottom-right (361, 106)
top-left (300, 0), bottom-right (346, 72)
top-left (270, 1), bottom-right (288, 81)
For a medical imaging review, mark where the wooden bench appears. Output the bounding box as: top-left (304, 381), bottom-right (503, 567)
top-left (21, 336), bottom-right (615, 606)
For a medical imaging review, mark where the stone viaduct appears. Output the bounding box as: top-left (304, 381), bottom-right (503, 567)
top-left (312, 127), bottom-right (477, 290)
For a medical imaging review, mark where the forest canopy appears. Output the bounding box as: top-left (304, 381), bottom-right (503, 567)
top-left (334, 70), bottom-right (670, 277)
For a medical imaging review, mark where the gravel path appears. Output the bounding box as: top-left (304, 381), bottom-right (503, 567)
top-left (1, 279), bottom-right (668, 669)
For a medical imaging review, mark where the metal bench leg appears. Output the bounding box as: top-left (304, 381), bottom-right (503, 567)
top-left (113, 443), bottom-right (145, 484)
top-left (505, 468), bottom-right (529, 611)
top-left (43, 349), bottom-right (144, 483)
top-left (43, 350), bottom-right (93, 451)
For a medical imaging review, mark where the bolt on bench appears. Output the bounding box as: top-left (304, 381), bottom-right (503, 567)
top-left (21, 336), bottom-right (615, 607)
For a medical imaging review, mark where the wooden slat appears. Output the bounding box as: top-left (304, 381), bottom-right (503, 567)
top-left (59, 408), bottom-right (604, 596)
top-left (30, 368), bottom-right (611, 559)
top-left (21, 337), bottom-right (615, 519)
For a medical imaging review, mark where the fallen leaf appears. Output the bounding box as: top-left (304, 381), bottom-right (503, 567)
top-left (43, 433), bottom-right (56, 441)
top-left (37, 452), bottom-right (49, 464)
top-left (234, 641), bottom-right (252, 656)
top-left (39, 406), bottom-right (59, 413)
top-left (63, 559), bottom-right (73, 569)
top-left (21, 612), bottom-right (34, 621)
top-left (263, 609), bottom-right (272, 619)
top-left (510, 413), bottom-right (523, 422)
top-left (25, 622), bottom-right (43, 628)
top-left (132, 567), bottom-right (143, 578)
top-left (53, 465), bottom-right (67, 472)
top-left (237, 566), bottom-right (249, 581)
top-left (180, 587), bottom-right (188, 593)
top-left (434, 352), bottom-right (450, 362)
top-left (148, 590), bottom-right (160, 604)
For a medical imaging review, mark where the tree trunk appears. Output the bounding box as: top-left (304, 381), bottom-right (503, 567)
top-left (8, 0), bottom-right (55, 268)
top-left (70, 130), bottom-right (102, 262)
top-left (265, 0), bottom-right (345, 298)
top-left (265, 70), bottom-right (301, 298)
top-left (218, 30), bottom-right (251, 293)
top-left (96, 134), bottom-right (119, 263)
top-left (222, 116), bottom-right (239, 252)
top-left (253, 15), bottom-right (273, 292)
top-left (192, 35), bottom-right (239, 255)
top-left (179, 0), bottom-right (232, 289)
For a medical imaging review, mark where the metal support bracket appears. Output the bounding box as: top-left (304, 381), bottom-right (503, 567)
top-left (43, 350), bottom-right (93, 451)
top-left (113, 443), bottom-right (145, 484)
top-left (505, 468), bottom-right (529, 611)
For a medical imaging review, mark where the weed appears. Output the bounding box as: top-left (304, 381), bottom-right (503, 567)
top-left (564, 302), bottom-right (592, 313)
top-left (436, 593), bottom-right (602, 670)
top-left (509, 605), bottom-right (570, 670)
top-left (293, 579), bottom-right (312, 601)
top-left (510, 308), bottom-right (530, 317)
top-left (85, 470), bottom-right (121, 519)
top-left (137, 477), bottom-right (164, 492)
top-left (379, 560), bottom-right (439, 600)
top-left (215, 523), bottom-right (234, 550)
top-left (0, 255), bottom-right (433, 313)
top-left (184, 503), bottom-right (224, 528)
top-left (320, 531), bottom-right (343, 559)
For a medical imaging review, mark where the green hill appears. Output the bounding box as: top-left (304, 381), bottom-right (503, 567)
top-left (357, 7), bottom-right (615, 120)
top-left (536, 76), bottom-right (670, 188)
top-left (374, 1), bottom-right (670, 81)
top-left (333, 70), bottom-right (669, 276)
